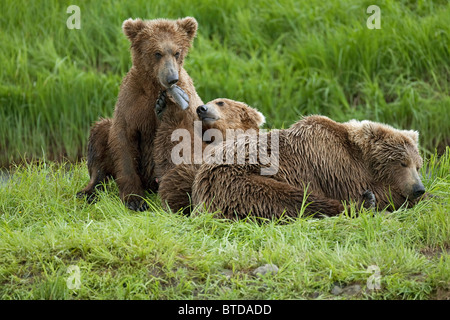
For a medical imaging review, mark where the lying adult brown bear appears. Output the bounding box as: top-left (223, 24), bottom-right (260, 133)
top-left (187, 115), bottom-right (426, 219)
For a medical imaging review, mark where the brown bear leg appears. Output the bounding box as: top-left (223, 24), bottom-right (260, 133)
top-left (159, 164), bottom-right (199, 214)
top-left (194, 173), bottom-right (345, 220)
top-left (246, 175), bottom-right (346, 219)
top-left (108, 126), bottom-right (149, 212)
top-left (77, 119), bottom-right (113, 202)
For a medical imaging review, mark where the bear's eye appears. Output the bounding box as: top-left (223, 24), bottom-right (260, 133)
top-left (154, 52), bottom-right (162, 59)
top-left (401, 162), bottom-right (408, 168)
top-left (174, 52), bottom-right (180, 59)
top-left (216, 101), bottom-right (224, 106)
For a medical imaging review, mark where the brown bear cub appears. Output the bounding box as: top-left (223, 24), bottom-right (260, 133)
top-left (154, 94), bottom-right (266, 180)
top-left (77, 17), bottom-right (203, 211)
top-left (157, 97), bottom-right (265, 213)
top-left (189, 115), bottom-right (426, 220)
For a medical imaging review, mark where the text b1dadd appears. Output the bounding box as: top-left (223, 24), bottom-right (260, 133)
top-left (178, 304), bottom-right (271, 317)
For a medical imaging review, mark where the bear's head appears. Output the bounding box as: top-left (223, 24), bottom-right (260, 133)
top-left (196, 98), bottom-right (265, 133)
top-left (348, 120), bottom-right (425, 206)
top-left (122, 17), bottom-right (198, 89)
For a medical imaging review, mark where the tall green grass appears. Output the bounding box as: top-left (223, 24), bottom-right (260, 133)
top-left (1, 0), bottom-right (449, 166)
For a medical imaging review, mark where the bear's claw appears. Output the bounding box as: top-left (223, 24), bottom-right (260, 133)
top-left (362, 189), bottom-right (376, 209)
top-left (126, 199), bottom-right (149, 212)
top-left (155, 90), bottom-right (167, 119)
top-left (155, 85), bottom-right (189, 119)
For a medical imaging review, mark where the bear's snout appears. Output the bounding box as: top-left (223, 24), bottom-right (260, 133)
top-left (411, 182), bottom-right (425, 199)
top-left (197, 105), bottom-right (208, 114)
top-left (167, 72), bottom-right (179, 86)
top-left (159, 59), bottom-right (180, 88)
top-left (197, 105), bottom-right (220, 122)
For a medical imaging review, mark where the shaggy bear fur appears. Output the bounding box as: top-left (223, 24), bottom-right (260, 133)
top-left (77, 17), bottom-right (203, 211)
top-left (157, 98), bottom-right (265, 213)
top-left (190, 115), bottom-right (425, 219)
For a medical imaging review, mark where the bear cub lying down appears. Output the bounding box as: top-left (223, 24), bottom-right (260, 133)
top-left (165, 115), bottom-right (426, 219)
top-left (155, 89), bottom-right (265, 213)
top-left (153, 89), bottom-right (265, 183)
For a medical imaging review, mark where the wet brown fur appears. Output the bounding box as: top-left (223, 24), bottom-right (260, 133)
top-left (157, 99), bottom-right (265, 213)
top-left (77, 17), bottom-right (203, 208)
top-left (191, 115), bottom-right (425, 220)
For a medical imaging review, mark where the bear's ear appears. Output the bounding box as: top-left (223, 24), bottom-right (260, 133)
top-left (254, 110), bottom-right (266, 127)
top-left (402, 130), bottom-right (419, 145)
top-left (243, 107), bottom-right (266, 128)
top-left (360, 121), bottom-right (378, 140)
top-left (177, 17), bottom-right (198, 40)
top-left (122, 18), bottom-right (146, 42)
top-left (356, 120), bottom-right (390, 144)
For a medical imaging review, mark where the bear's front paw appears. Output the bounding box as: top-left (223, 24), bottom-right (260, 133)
top-left (125, 198), bottom-right (149, 212)
top-left (155, 90), bottom-right (167, 119)
top-left (362, 189), bottom-right (376, 209)
top-left (76, 190), bottom-right (98, 204)
top-left (167, 85), bottom-right (189, 110)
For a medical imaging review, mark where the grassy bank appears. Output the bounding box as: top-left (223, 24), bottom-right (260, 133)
top-left (1, 0), bottom-right (449, 166)
top-left (0, 148), bottom-right (449, 299)
top-left (1, 0), bottom-right (449, 301)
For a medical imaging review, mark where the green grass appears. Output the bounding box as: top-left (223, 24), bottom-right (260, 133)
top-left (0, 148), bottom-right (449, 299)
top-left (1, 0), bottom-right (449, 300)
top-left (1, 0), bottom-right (449, 165)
